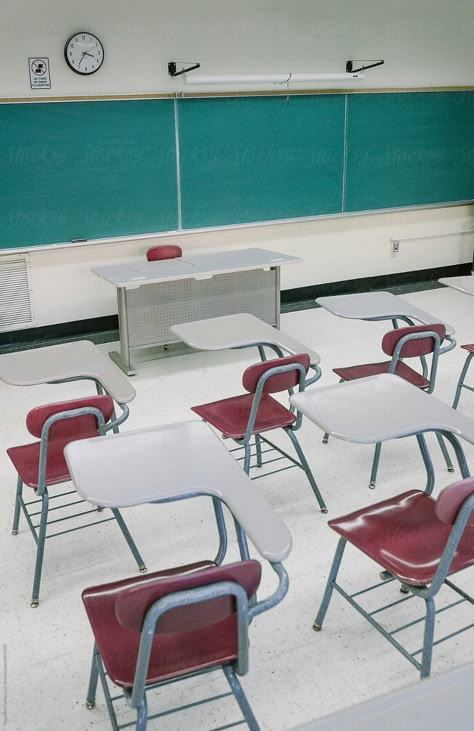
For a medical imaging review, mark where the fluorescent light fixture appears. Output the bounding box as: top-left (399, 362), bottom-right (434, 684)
top-left (184, 72), bottom-right (365, 85)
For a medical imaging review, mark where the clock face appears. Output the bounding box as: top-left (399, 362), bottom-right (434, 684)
top-left (64, 32), bottom-right (104, 75)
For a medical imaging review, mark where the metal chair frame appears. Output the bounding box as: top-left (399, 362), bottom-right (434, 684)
top-left (11, 403), bottom-right (146, 607)
top-left (452, 347), bottom-right (474, 410)
top-left (323, 327), bottom-right (456, 487)
top-left (85, 510), bottom-right (289, 731)
top-left (217, 359), bottom-right (327, 513)
top-left (314, 428), bottom-right (474, 679)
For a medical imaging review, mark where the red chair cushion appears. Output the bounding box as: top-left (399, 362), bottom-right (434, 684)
top-left (381, 324), bottom-right (446, 357)
top-left (242, 354), bottom-right (310, 394)
top-left (461, 344), bottom-right (474, 353)
top-left (191, 393), bottom-right (296, 439)
top-left (7, 432), bottom-right (97, 489)
top-left (329, 490), bottom-right (474, 586)
top-left (146, 245), bottom-right (182, 261)
top-left (82, 560), bottom-right (261, 687)
top-left (333, 360), bottom-right (430, 389)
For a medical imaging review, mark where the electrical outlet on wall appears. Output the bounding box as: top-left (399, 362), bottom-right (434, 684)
top-left (391, 238), bottom-right (400, 254)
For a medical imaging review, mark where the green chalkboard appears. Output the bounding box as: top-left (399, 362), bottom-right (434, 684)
top-left (345, 91), bottom-right (474, 211)
top-left (178, 95), bottom-right (346, 228)
top-left (0, 91), bottom-right (473, 250)
top-left (0, 100), bottom-right (178, 247)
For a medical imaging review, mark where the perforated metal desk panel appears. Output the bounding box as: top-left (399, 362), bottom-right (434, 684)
top-left (291, 662), bottom-right (474, 730)
top-left (93, 248), bottom-right (299, 374)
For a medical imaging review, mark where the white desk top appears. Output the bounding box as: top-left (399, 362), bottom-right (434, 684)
top-left (439, 275), bottom-right (474, 296)
top-left (0, 340), bottom-right (136, 404)
top-left (290, 373), bottom-right (474, 445)
top-left (292, 662), bottom-right (474, 731)
top-left (171, 313), bottom-right (321, 367)
top-left (64, 420), bottom-right (292, 563)
top-left (93, 248), bottom-right (300, 289)
top-left (317, 291), bottom-right (455, 336)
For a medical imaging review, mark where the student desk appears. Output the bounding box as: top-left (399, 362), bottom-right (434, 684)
top-left (291, 662), bottom-right (474, 731)
top-left (93, 248), bottom-right (299, 375)
top-left (290, 373), bottom-right (474, 488)
top-left (171, 313), bottom-right (322, 384)
top-left (317, 291), bottom-right (455, 336)
top-left (439, 275), bottom-right (474, 296)
top-left (64, 419), bottom-right (292, 564)
top-left (0, 340), bottom-right (135, 406)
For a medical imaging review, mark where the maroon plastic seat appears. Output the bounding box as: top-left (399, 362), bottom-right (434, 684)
top-left (334, 360), bottom-right (430, 388)
top-left (83, 559), bottom-right (261, 687)
top-left (329, 489), bottom-right (474, 586)
top-left (192, 392), bottom-right (296, 439)
top-left (146, 245), bottom-right (182, 262)
top-left (7, 396), bottom-right (114, 489)
top-left (461, 344), bottom-right (474, 353)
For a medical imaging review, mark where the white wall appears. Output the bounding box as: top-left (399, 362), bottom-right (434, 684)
top-left (1, 0), bottom-right (473, 327)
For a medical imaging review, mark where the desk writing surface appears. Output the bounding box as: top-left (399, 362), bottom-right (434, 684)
top-left (93, 248), bottom-right (299, 288)
top-left (292, 662), bottom-right (474, 731)
top-left (64, 420), bottom-right (292, 563)
top-left (317, 291), bottom-right (455, 335)
top-left (290, 374), bottom-right (474, 445)
top-left (439, 276), bottom-right (474, 296)
top-left (171, 313), bottom-right (321, 366)
top-left (0, 340), bottom-right (135, 403)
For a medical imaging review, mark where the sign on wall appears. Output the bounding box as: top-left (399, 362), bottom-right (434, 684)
top-left (28, 58), bottom-right (51, 89)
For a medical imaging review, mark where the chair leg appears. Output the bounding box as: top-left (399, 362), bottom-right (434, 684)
top-left (420, 597), bottom-right (436, 679)
top-left (86, 643), bottom-right (100, 710)
top-left (31, 491), bottom-right (49, 608)
top-left (223, 665), bottom-right (260, 731)
top-left (111, 508), bottom-right (147, 573)
top-left (286, 429), bottom-right (328, 513)
top-left (313, 537), bottom-right (347, 630)
top-left (322, 431), bottom-right (330, 445)
top-left (453, 352), bottom-right (474, 409)
top-left (369, 442), bottom-right (382, 489)
top-left (243, 442), bottom-right (252, 474)
top-left (435, 433), bottom-right (455, 473)
top-left (255, 434), bottom-right (263, 468)
top-left (12, 475), bottom-right (23, 535)
top-left (135, 696), bottom-right (148, 731)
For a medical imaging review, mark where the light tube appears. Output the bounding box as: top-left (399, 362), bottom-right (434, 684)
top-left (184, 72), bottom-right (365, 85)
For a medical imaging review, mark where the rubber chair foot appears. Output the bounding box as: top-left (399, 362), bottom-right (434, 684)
top-left (400, 584), bottom-right (410, 594)
top-left (313, 623), bottom-right (322, 632)
top-left (139, 565), bottom-right (148, 574)
top-left (30, 600), bottom-right (39, 608)
top-left (448, 467), bottom-right (455, 473)
top-left (322, 438), bottom-right (328, 445)
top-left (12, 530), bottom-right (18, 535)
top-left (369, 481), bottom-right (376, 489)
top-left (86, 701), bottom-right (96, 710)
top-left (321, 507), bottom-right (328, 514)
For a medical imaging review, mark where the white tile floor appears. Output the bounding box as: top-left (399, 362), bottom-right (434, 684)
top-left (0, 284), bottom-right (473, 731)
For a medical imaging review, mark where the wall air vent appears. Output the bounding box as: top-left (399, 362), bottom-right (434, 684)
top-left (0, 255), bottom-right (35, 331)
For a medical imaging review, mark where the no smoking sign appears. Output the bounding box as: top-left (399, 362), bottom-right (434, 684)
top-left (29, 57), bottom-right (51, 89)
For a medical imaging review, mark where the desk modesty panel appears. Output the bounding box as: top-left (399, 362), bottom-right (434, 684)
top-left (1, 90), bottom-right (473, 250)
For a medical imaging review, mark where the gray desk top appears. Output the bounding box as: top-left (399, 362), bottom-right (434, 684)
top-left (317, 291), bottom-right (455, 336)
top-left (439, 275), bottom-right (474, 296)
top-left (291, 662), bottom-right (474, 731)
top-left (290, 373), bottom-right (474, 445)
top-left (171, 313), bottom-right (321, 367)
top-left (64, 420), bottom-right (292, 563)
top-left (93, 248), bottom-right (300, 289)
top-left (0, 340), bottom-right (136, 404)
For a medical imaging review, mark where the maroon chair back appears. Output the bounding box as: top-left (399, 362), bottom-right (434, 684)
top-left (146, 245), bottom-right (182, 262)
top-left (435, 478), bottom-right (474, 524)
top-left (115, 560), bottom-right (261, 634)
top-left (242, 354), bottom-right (310, 395)
top-left (26, 395), bottom-right (115, 441)
top-left (382, 324), bottom-right (446, 358)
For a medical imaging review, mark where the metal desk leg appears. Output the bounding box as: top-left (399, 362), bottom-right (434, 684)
top-left (273, 266), bottom-right (281, 328)
top-left (109, 287), bottom-right (136, 376)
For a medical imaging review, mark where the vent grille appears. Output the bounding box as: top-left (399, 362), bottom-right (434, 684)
top-left (0, 255), bottom-right (35, 331)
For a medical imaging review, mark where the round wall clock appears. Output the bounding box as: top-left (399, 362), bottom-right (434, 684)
top-left (64, 32), bottom-right (104, 75)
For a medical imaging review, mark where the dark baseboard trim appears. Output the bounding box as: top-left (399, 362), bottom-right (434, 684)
top-left (1, 262), bottom-right (471, 351)
top-left (280, 262), bottom-right (472, 304)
